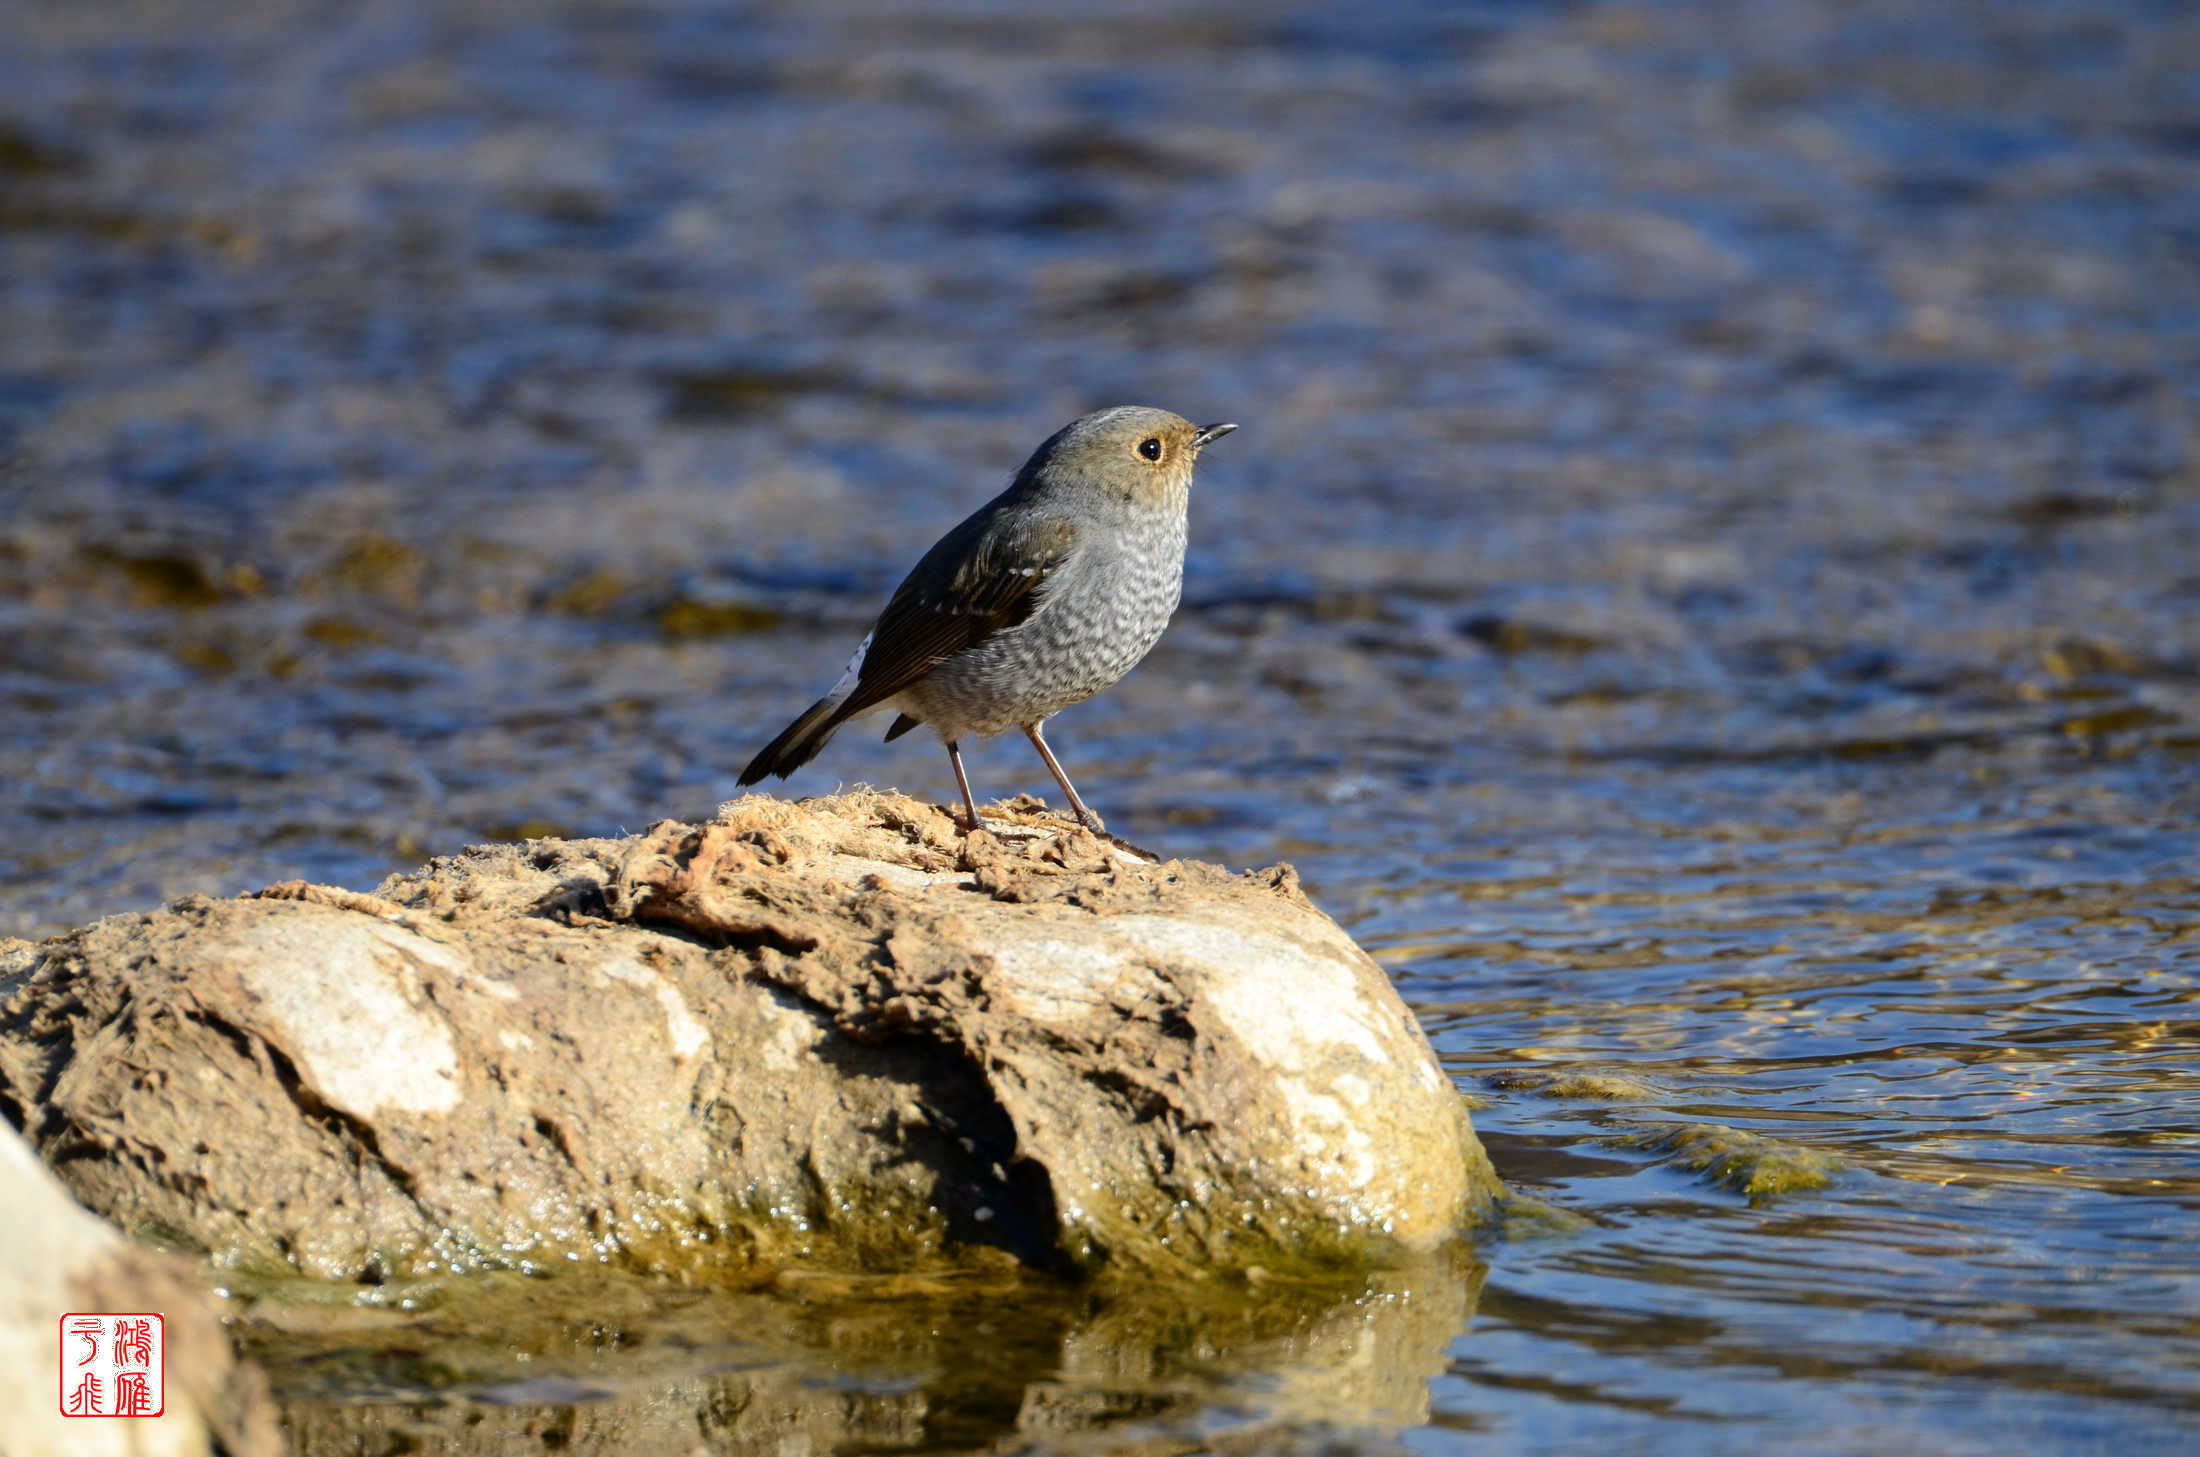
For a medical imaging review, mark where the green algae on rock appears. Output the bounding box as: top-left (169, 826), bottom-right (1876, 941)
top-left (1621, 1123), bottom-right (1840, 1200)
top-left (0, 791), bottom-right (1500, 1283)
top-left (1485, 1067), bottom-right (1664, 1101)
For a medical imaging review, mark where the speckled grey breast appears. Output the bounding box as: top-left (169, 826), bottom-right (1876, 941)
top-left (896, 512), bottom-right (1187, 741)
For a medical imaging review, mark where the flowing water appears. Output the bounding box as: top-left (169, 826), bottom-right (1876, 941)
top-left (4, 0), bottom-right (2198, 1452)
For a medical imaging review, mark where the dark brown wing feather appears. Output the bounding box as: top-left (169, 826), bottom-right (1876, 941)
top-left (736, 510), bottom-right (1077, 783)
top-left (838, 511), bottom-right (1078, 719)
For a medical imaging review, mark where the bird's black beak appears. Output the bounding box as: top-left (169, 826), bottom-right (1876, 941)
top-left (1192, 422), bottom-right (1238, 449)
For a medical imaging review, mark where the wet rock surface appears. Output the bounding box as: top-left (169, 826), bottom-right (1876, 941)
top-left (0, 792), bottom-right (1497, 1283)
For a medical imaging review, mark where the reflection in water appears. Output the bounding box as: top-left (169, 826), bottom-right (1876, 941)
top-left (3, 0), bottom-right (2198, 1450)
top-left (248, 1257), bottom-right (1484, 1454)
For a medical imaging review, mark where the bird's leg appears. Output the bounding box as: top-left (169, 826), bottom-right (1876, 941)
top-left (945, 738), bottom-right (982, 832)
top-left (1023, 724), bottom-right (1105, 834)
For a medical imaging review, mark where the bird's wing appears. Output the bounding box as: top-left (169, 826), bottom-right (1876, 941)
top-left (832, 511), bottom-right (1080, 718)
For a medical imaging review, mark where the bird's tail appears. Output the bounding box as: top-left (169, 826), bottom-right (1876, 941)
top-left (738, 696), bottom-right (847, 784)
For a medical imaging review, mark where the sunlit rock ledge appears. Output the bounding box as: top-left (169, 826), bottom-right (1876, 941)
top-left (0, 791), bottom-right (1501, 1283)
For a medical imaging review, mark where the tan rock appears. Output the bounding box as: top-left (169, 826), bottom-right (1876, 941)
top-left (0, 1122), bottom-right (278, 1457)
top-left (0, 792), bottom-right (1499, 1281)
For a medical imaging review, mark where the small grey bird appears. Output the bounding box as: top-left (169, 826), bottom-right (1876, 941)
top-left (739, 406), bottom-right (1235, 834)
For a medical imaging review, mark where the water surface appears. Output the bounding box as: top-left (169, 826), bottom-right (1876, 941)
top-left (3, 0), bottom-right (2197, 1451)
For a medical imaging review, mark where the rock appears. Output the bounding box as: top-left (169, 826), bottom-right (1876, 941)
top-left (0, 1121), bottom-right (280, 1457)
top-left (0, 792), bottom-right (1499, 1282)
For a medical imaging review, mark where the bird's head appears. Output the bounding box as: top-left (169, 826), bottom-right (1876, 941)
top-left (1020, 405), bottom-right (1238, 512)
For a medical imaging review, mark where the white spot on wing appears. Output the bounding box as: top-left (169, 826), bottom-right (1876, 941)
top-left (824, 631), bottom-right (872, 707)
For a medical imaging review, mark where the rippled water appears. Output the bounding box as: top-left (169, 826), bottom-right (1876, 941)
top-left (4, 0), bottom-right (2198, 1451)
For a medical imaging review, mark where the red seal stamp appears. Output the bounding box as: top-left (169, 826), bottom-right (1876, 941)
top-left (58, 1313), bottom-right (164, 1417)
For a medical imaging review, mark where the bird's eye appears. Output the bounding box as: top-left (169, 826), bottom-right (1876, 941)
top-left (1137, 437), bottom-right (1163, 461)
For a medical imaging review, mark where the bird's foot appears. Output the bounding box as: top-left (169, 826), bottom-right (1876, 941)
top-left (1072, 808), bottom-right (1106, 836)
